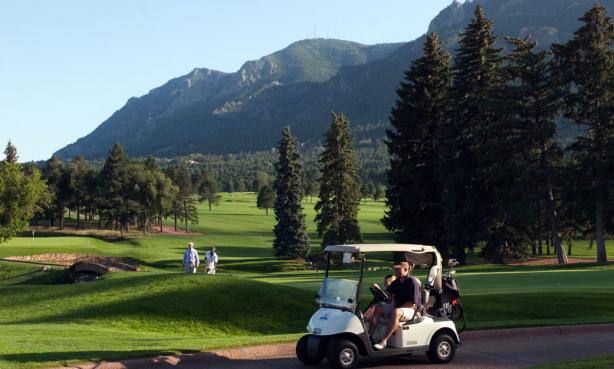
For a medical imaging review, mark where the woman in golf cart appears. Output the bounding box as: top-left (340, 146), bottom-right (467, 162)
top-left (368, 261), bottom-right (421, 350)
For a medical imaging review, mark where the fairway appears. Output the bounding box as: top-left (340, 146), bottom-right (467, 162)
top-left (1, 193), bottom-right (613, 369)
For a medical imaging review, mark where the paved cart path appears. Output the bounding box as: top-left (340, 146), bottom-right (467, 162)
top-left (53, 324), bottom-right (614, 369)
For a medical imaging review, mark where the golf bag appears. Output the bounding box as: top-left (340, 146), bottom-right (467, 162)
top-left (422, 259), bottom-right (465, 330)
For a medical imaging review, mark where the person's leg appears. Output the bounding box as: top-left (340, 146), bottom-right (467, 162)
top-left (363, 306), bottom-right (374, 321)
top-left (378, 308), bottom-right (402, 346)
top-left (368, 304), bottom-right (384, 337)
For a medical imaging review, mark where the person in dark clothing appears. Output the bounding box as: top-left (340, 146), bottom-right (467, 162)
top-left (371, 261), bottom-right (420, 350)
top-left (363, 274), bottom-right (396, 322)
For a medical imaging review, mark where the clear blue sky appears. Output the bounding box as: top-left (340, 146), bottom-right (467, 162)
top-left (0, 0), bottom-right (455, 162)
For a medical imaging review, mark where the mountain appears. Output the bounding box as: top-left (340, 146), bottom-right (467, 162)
top-left (55, 39), bottom-right (402, 159)
top-left (56, 0), bottom-right (614, 160)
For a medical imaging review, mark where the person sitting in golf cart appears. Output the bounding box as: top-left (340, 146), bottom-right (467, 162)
top-left (362, 274), bottom-right (396, 322)
top-left (369, 260), bottom-right (421, 350)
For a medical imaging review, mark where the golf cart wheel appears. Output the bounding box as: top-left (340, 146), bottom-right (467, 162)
top-left (427, 333), bottom-right (456, 363)
top-left (296, 335), bottom-right (324, 366)
top-left (326, 339), bottom-right (359, 369)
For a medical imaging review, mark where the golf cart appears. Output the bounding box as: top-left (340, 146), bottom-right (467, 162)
top-left (296, 244), bottom-right (460, 369)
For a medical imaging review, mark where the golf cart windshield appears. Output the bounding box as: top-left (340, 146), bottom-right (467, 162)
top-left (317, 278), bottom-right (358, 311)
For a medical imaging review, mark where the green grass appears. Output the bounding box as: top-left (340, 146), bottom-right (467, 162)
top-left (529, 355), bottom-right (614, 369)
top-left (1, 193), bottom-right (392, 268)
top-left (0, 270), bottom-right (312, 369)
top-left (1, 193), bottom-right (614, 368)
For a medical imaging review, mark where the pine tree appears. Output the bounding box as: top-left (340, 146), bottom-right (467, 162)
top-left (42, 155), bottom-right (66, 228)
top-left (100, 143), bottom-right (130, 234)
top-left (554, 5), bottom-right (614, 264)
top-left (444, 6), bottom-right (503, 262)
top-left (315, 113), bottom-right (362, 247)
top-left (67, 155), bottom-right (88, 229)
top-left (168, 162), bottom-right (198, 232)
top-left (197, 171), bottom-right (221, 211)
top-left (257, 185), bottom-right (275, 215)
top-left (383, 32), bottom-right (451, 255)
top-left (3, 141), bottom-right (18, 163)
top-left (272, 127), bottom-right (310, 258)
top-left (504, 37), bottom-right (567, 263)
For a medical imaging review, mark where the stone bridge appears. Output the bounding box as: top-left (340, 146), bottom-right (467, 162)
top-left (72, 262), bottom-right (110, 276)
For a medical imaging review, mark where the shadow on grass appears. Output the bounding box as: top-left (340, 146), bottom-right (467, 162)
top-left (17, 229), bottom-right (138, 243)
top-left (16, 269), bottom-right (73, 285)
top-left (5, 277), bottom-right (313, 336)
top-left (0, 273), bottom-right (176, 308)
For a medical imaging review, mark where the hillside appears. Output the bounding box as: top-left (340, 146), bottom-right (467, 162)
top-left (55, 0), bottom-right (614, 160)
top-left (55, 39), bottom-right (402, 159)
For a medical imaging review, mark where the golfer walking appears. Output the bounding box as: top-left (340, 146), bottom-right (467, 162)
top-left (183, 242), bottom-right (200, 273)
top-left (205, 247), bottom-right (218, 275)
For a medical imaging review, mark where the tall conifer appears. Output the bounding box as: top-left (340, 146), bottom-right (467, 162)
top-left (273, 127), bottom-right (310, 258)
top-left (555, 5), bottom-right (614, 264)
top-left (3, 141), bottom-right (18, 163)
top-left (100, 143), bottom-right (130, 234)
top-left (383, 32), bottom-right (451, 254)
top-left (503, 37), bottom-right (567, 263)
top-left (444, 6), bottom-right (503, 262)
top-left (315, 113), bottom-right (362, 247)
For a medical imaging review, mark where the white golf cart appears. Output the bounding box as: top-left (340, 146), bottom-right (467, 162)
top-left (296, 244), bottom-right (460, 369)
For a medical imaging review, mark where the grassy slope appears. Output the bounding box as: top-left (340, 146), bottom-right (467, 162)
top-left (0, 269), bottom-right (313, 369)
top-left (1, 193), bottom-right (614, 368)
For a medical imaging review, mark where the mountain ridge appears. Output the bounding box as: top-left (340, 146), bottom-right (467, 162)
top-left (55, 0), bottom-right (614, 160)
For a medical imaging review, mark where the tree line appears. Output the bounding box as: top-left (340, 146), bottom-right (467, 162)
top-left (37, 143), bottom-right (206, 235)
top-left (384, 5), bottom-right (614, 264)
top-left (1, 5), bottom-right (611, 265)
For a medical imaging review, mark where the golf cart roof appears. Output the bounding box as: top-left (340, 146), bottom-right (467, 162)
top-left (324, 244), bottom-right (438, 254)
top-left (324, 244), bottom-right (443, 289)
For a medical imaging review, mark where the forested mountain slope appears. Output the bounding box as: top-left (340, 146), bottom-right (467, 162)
top-left (55, 0), bottom-right (614, 159)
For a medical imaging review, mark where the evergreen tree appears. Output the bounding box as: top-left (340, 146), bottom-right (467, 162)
top-left (100, 143), bottom-right (130, 234)
top-left (257, 185), bottom-right (275, 215)
top-left (42, 155), bottom-right (66, 228)
top-left (315, 113), bottom-right (362, 247)
top-left (360, 183), bottom-right (371, 204)
top-left (153, 172), bottom-right (178, 232)
top-left (383, 32), bottom-right (451, 254)
top-left (67, 155), bottom-right (88, 228)
top-left (554, 5), bottom-right (614, 264)
top-left (444, 6), bottom-right (503, 262)
top-left (273, 127), bottom-right (310, 258)
top-left (166, 162), bottom-right (197, 232)
top-left (504, 37), bottom-right (567, 263)
top-left (3, 141), bottom-right (18, 163)
top-left (197, 171), bottom-right (221, 211)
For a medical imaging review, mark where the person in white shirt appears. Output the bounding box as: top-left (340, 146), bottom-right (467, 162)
top-left (182, 242), bottom-right (199, 273)
top-left (205, 247), bottom-right (218, 275)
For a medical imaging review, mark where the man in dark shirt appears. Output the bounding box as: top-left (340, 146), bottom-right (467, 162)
top-left (372, 261), bottom-right (420, 350)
